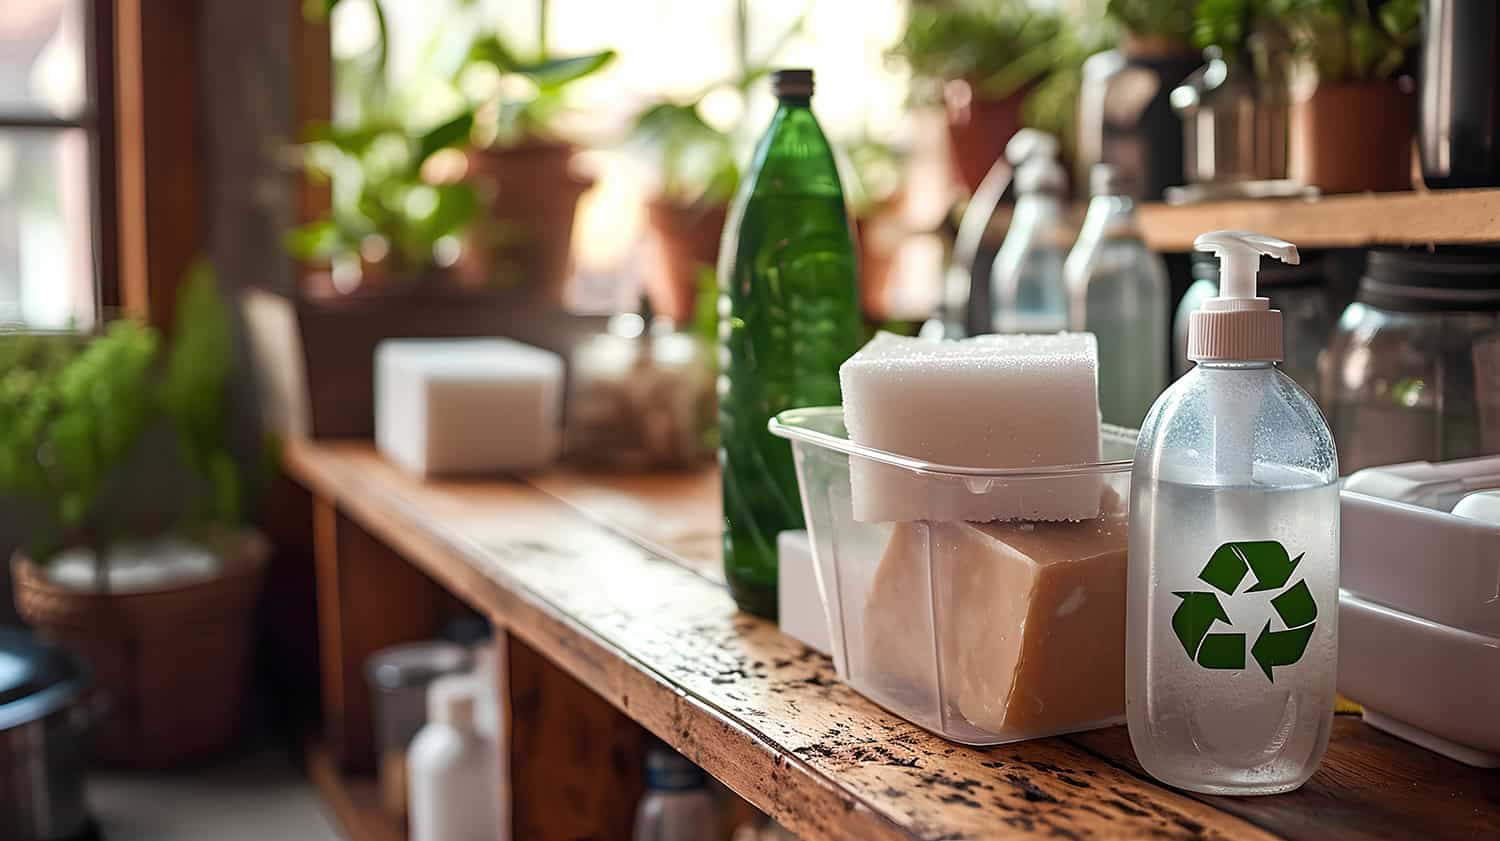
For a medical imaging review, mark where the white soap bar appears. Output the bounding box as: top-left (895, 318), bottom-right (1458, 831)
top-left (777, 530), bottom-right (832, 656)
top-left (839, 332), bottom-right (1102, 522)
top-left (376, 338), bottom-right (563, 476)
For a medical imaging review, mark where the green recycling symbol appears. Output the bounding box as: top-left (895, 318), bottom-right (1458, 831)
top-left (1172, 540), bottom-right (1318, 682)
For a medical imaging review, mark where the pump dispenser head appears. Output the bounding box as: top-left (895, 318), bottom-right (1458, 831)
top-left (1005, 129), bottom-right (1065, 194)
top-left (1187, 230), bottom-right (1299, 362)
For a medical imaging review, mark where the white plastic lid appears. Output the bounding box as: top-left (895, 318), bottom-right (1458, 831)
top-left (1187, 230), bottom-right (1299, 362)
top-left (1006, 129), bottom-right (1065, 195)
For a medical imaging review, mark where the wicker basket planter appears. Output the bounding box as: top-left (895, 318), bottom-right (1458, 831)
top-left (12, 529), bottom-right (269, 766)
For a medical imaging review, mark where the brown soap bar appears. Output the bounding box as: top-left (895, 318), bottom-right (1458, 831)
top-left (865, 510), bottom-right (1127, 740)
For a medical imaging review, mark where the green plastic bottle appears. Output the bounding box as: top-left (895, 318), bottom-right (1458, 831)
top-left (717, 68), bottom-right (862, 618)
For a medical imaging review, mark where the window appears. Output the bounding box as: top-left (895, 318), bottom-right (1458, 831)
top-left (0, 0), bottom-right (101, 329)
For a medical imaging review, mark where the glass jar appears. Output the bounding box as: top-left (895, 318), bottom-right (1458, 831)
top-left (1176, 252), bottom-right (1333, 402)
top-left (1322, 249), bottom-right (1500, 474)
top-left (566, 309), bottom-right (715, 470)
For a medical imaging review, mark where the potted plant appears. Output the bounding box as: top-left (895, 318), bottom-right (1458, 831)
top-left (454, 3), bottom-right (616, 301)
top-left (629, 99), bottom-right (740, 323)
top-left (286, 110), bottom-right (480, 294)
top-left (6, 267), bottom-right (270, 765)
top-left (1274, 0), bottom-right (1420, 193)
top-left (626, 5), bottom-right (800, 324)
top-left (891, 0), bottom-right (1066, 194)
top-left (255, 0), bottom-right (607, 439)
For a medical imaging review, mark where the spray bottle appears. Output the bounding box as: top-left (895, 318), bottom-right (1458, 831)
top-left (991, 129), bottom-right (1071, 333)
top-left (1127, 230), bottom-right (1339, 795)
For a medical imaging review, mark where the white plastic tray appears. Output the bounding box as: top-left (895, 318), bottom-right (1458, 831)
top-left (1338, 590), bottom-right (1500, 767)
top-left (1339, 490), bottom-right (1500, 635)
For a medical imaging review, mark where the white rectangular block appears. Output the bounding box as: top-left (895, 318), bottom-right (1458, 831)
top-left (376, 338), bottom-right (563, 476)
top-left (839, 332), bottom-right (1101, 523)
top-left (777, 530), bottom-right (832, 656)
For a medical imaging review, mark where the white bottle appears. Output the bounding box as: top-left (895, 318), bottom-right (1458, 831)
top-left (632, 747), bottom-right (721, 841)
top-left (991, 129), bottom-right (1071, 334)
top-left (408, 677), bottom-right (504, 841)
top-left (1128, 230), bottom-right (1339, 795)
top-left (1064, 163), bottom-right (1169, 428)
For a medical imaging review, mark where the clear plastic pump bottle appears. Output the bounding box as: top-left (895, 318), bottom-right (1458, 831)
top-left (1127, 230), bottom-right (1339, 795)
top-left (1065, 164), bottom-right (1169, 428)
top-left (991, 130), bottom-right (1071, 334)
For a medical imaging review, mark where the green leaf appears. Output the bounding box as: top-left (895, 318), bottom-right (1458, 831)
top-left (209, 450), bottom-right (242, 524)
top-left (414, 111), bottom-right (474, 168)
top-left (1193, 0), bottom-right (1254, 51)
top-left (515, 50), bottom-right (617, 90)
top-left (284, 219), bottom-right (344, 261)
top-left (466, 33), bottom-right (524, 73)
top-left (414, 182), bottom-right (479, 243)
top-left (302, 0), bottom-right (341, 22)
top-left (1107, 0), bottom-right (1196, 43)
top-left (302, 118), bottom-right (401, 153)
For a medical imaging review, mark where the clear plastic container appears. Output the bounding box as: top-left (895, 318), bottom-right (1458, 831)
top-left (769, 407), bottom-right (1136, 745)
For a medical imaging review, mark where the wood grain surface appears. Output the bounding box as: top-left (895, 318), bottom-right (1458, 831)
top-left (1137, 188), bottom-right (1500, 251)
top-left (506, 633), bottom-right (648, 841)
top-left (287, 442), bottom-right (1499, 840)
top-left (1071, 719), bottom-right (1499, 841)
top-left (288, 443), bottom-right (1278, 840)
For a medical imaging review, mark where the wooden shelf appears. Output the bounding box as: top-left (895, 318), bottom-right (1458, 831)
top-left (307, 743), bottom-right (405, 841)
top-left (1137, 188), bottom-right (1500, 251)
top-left (286, 440), bottom-right (1500, 841)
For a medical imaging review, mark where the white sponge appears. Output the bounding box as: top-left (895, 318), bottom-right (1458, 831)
top-left (376, 338), bottom-right (563, 476)
top-left (839, 332), bottom-right (1101, 522)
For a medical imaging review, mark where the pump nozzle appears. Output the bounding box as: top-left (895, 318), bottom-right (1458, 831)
top-left (1005, 129), bottom-right (1059, 166)
top-left (1187, 230), bottom-right (1299, 362)
top-left (1195, 230), bottom-right (1298, 302)
top-left (1005, 129), bottom-right (1064, 194)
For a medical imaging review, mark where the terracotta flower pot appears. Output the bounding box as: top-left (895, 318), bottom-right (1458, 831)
top-left (1290, 81), bottom-right (1417, 194)
top-left (855, 194), bottom-right (906, 322)
top-left (944, 80), bottom-right (1030, 195)
top-left (12, 530), bottom-right (269, 766)
top-left (646, 199), bottom-right (728, 324)
top-left (462, 142), bottom-right (592, 302)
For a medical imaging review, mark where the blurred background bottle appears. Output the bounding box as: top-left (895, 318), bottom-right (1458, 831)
top-left (991, 130), bottom-right (1070, 334)
top-left (1065, 164), bottom-right (1169, 428)
top-left (717, 69), bottom-right (862, 618)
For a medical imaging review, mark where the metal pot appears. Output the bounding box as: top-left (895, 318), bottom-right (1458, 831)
top-left (0, 628), bottom-right (93, 841)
